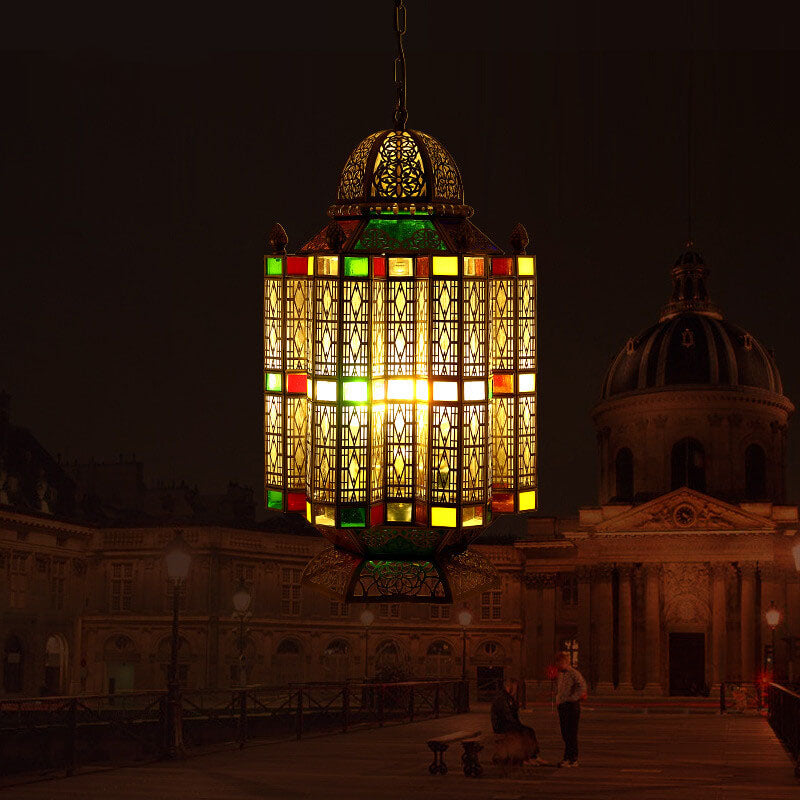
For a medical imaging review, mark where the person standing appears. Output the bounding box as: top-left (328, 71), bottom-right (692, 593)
top-left (555, 651), bottom-right (587, 767)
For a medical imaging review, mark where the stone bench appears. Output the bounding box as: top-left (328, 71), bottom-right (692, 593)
top-left (426, 729), bottom-right (482, 776)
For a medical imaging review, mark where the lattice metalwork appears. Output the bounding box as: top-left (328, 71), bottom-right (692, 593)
top-left (314, 279), bottom-right (338, 377)
top-left (312, 403), bottom-right (337, 504)
top-left (264, 280), bottom-right (283, 371)
top-left (518, 278), bottom-right (536, 370)
top-left (491, 279), bottom-right (514, 370)
top-left (341, 281), bottom-right (369, 377)
top-left (462, 279), bottom-right (487, 377)
top-left (414, 130), bottom-right (463, 201)
top-left (286, 396), bottom-right (307, 489)
top-left (518, 395), bottom-right (536, 488)
top-left (351, 559), bottom-right (447, 602)
top-left (337, 132), bottom-right (381, 201)
top-left (430, 404), bottom-right (458, 503)
top-left (387, 403), bottom-right (414, 498)
top-left (387, 280), bottom-right (415, 375)
top-left (461, 403), bottom-right (487, 503)
top-left (264, 394), bottom-right (283, 486)
top-left (371, 132), bottom-right (426, 199)
top-left (491, 396), bottom-right (514, 489)
top-left (285, 278), bottom-right (308, 371)
top-left (431, 279), bottom-right (459, 376)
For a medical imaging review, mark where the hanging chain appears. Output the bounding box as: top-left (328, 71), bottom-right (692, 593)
top-left (393, 0), bottom-right (408, 130)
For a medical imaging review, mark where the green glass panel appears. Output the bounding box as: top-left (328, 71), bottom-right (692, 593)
top-left (355, 217), bottom-right (446, 252)
top-left (267, 257), bottom-right (283, 275)
top-left (344, 256), bottom-right (369, 277)
top-left (340, 507), bottom-right (366, 528)
top-left (267, 490), bottom-right (283, 510)
top-left (266, 372), bottom-right (282, 392)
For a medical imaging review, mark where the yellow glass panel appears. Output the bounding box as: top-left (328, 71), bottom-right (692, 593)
top-left (306, 501), bottom-right (312, 522)
top-left (316, 380), bottom-right (337, 401)
top-left (519, 490), bottom-right (537, 510)
top-left (388, 257), bottom-right (412, 276)
top-left (387, 378), bottom-right (415, 400)
top-left (343, 381), bottom-right (368, 402)
top-left (463, 380), bottom-right (486, 401)
top-left (415, 379), bottom-right (429, 401)
top-left (431, 506), bottom-right (457, 527)
top-left (432, 256), bottom-right (458, 276)
top-left (462, 506), bottom-right (483, 527)
top-left (314, 505), bottom-right (336, 525)
top-left (307, 256), bottom-right (314, 275)
top-left (386, 501), bottom-right (412, 523)
top-left (518, 373), bottom-right (535, 392)
top-left (432, 381), bottom-right (458, 401)
top-left (306, 378), bottom-right (313, 398)
top-left (372, 380), bottom-right (386, 401)
top-left (517, 256), bottom-right (535, 276)
top-left (317, 256), bottom-right (339, 276)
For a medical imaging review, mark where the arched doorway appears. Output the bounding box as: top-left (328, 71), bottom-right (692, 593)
top-left (474, 640), bottom-right (505, 700)
top-left (104, 635), bottom-right (138, 694)
top-left (44, 634), bottom-right (68, 695)
top-left (274, 639), bottom-right (303, 685)
top-left (321, 639), bottom-right (352, 682)
top-left (425, 640), bottom-right (456, 678)
top-left (374, 640), bottom-right (408, 681)
top-left (3, 635), bottom-right (24, 693)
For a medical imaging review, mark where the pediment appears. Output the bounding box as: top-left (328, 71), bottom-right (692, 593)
top-left (594, 489), bottom-right (777, 534)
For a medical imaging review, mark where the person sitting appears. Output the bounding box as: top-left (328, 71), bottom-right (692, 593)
top-left (490, 677), bottom-right (544, 767)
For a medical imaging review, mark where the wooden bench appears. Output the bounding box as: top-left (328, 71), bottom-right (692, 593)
top-left (426, 729), bottom-right (482, 776)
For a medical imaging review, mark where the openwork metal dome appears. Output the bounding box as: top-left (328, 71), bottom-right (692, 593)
top-left (602, 245), bottom-right (784, 399)
top-left (331, 129), bottom-right (469, 218)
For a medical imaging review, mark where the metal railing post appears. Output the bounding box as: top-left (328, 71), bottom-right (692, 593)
top-left (378, 684), bottom-right (384, 727)
top-left (342, 684), bottom-right (350, 733)
top-left (65, 698), bottom-right (77, 777)
top-left (408, 684), bottom-right (414, 723)
top-left (237, 689), bottom-right (247, 749)
top-left (295, 688), bottom-right (303, 741)
top-left (434, 683), bottom-right (440, 718)
top-left (719, 682), bottom-right (725, 714)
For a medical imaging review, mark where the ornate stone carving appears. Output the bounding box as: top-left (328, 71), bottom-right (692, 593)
top-left (662, 563), bottom-right (710, 626)
top-left (523, 572), bottom-right (558, 588)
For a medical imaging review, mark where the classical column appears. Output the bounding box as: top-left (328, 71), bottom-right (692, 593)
top-left (740, 562), bottom-right (757, 682)
top-left (541, 576), bottom-right (557, 675)
top-left (711, 563), bottom-right (728, 687)
top-left (576, 567), bottom-right (593, 686)
top-left (643, 563), bottom-right (662, 693)
top-left (617, 565), bottom-right (634, 692)
top-left (593, 565), bottom-right (614, 693)
top-left (522, 574), bottom-right (540, 685)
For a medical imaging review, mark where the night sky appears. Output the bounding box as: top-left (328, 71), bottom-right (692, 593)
top-left (3, 2), bottom-right (800, 517)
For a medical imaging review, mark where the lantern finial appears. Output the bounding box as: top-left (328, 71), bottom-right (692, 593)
top-left (325, 221), bottom-right (347, 253)
top-left (268, 222), bottom-right (288, 254)
top-left (510, 223), bottom-right (529, 255)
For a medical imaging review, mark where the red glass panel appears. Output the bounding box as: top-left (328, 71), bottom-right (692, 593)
top-left (287, 492), bottom-right (305, 511)
top-left (493, 373), bottom-right (514, 394)
top-left (287, 373), bottom-right (307, 394)
top-left (373, 257), bottom-right (386, 276)
top-left (491, 257), bottom-right (513, 275)
top-left (416, 256), bottom-right (429, 277)
top-left (491, 492), bottom-right (515, 512)
top-left (370, 503), bottom-right (384, 527)
top-left (414, 502), bottom-right (428, 525)
top-left (287, 256), bottom-right (308, 275)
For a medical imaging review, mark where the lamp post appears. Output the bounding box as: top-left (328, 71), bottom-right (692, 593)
top-left (360, 609), bottom-right (375, 682)
top-left (164, 531), bottom-right (191, 759)
top-left (232, 578), bottom-right (252, 688)
top-left (766, 600), bottom-right (782, 678)
top-left (458, 609), bottom-right (472, 681)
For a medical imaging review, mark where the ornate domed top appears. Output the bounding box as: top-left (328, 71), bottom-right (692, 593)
top-left (331, 129), bottom-right (470, 218)
top-left (601, 245), bottom-right (784, 399)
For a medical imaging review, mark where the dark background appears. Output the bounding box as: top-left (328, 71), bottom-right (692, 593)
top-left (2, 2), bottom-right (800, 517)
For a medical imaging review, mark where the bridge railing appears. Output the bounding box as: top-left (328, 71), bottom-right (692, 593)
top-left (719, 681), bottom-right (764, 713)
top-left (766, 683), bottom-right (800, 779)
top-left (0, 679), bottom-right (468, 780)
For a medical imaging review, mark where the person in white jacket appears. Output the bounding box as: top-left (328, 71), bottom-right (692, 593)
top-left (554, 651), bottom-right (587, 767)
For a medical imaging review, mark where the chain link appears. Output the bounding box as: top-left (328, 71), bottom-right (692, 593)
top-left (393, 0), bottom-right (408, 130)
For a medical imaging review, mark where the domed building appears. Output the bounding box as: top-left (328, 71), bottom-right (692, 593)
top-left (516, 244), bottom-right (800, 699)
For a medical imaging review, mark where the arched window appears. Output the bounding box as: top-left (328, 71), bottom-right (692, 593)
top-left (274, 639), bottom-right (303, 685)
top-left (374, 640), bottom-right (406, 681)
top-left (671, 438), bottom-right (706, 492)
top-left (615, 448), bottom-right (634, 501)
top-left (44, 635), bottom-right (68, 695)
top-left (322, 639), bottom-right (351, 681)
top-left (3, 636), bottom-right (23, 693)
top-left (745, 444), bottom-right (767, 501)
top-left (425, 640), bottom-right (456, 678)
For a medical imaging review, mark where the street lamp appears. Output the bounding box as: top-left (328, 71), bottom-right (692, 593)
top-left (164, 531), bottom-right (191, 758)
top-left (458, 609), bottom-right (472, 681)
top-left (360, 609), bottom-right (375, 682)
top-left (766, 600), bottom-right (782, 677)
top-left (232, 578), bottom-right (252, 688)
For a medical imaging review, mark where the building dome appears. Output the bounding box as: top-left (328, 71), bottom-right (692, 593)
top-left (602, 245), bottom-right (783, 399)
top-left (331, 129), bottom-right (470, 218)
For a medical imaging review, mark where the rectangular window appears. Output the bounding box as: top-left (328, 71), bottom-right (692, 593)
top-left (480, 590), bottom-right (501, 621)
top-left (110, 562), bottom-right (133, 612)
top-left (379, 603), bottom-right (400, 619)
top-left (50, 559), bottom-right (66, 610)
top-left (281, 567), bottom-right (302, 616)
top-left (329, 601), bottom-right (350, 617)
top-left (430, 605), bottom-right (451, 620)
top-left (10, 553), bottom-right (28, 609)
top-left (235, 563), bottom-right (256, 592)
top-left (561, 576), bottom-right (578, 606)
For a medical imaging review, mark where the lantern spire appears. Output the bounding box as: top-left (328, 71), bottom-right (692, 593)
top-left (392, 0), bottom-right (408, 130)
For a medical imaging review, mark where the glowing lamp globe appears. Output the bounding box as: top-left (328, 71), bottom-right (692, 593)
top-left (262, 3), bottom-right (536, 604)
top-left (165, 532), bottom-right (191, 582)
top-left (458, 609), bottom-right (473, 628)
top-left (765, 601), bottom-right (781, 630)
top-left (360, 609), bottom-right (376, 627)
top-left (232, 578), bottom-right (252, 614)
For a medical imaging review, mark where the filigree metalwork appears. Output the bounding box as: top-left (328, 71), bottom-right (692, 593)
top-left (338, 132), bottom-right (381, 200)
top-left (440, 549), bottom-right (499, 599)
top-left (355, 222), bottom-right (444, 252)
top-left (301, 547), bottom-right (361, 600)
top-left (360, 528), bottom-right (440, 557)
top-left (352, 559), bottom-right (447, 601)
top-left (415, 131), bottom-right (462, 201)
top-left (371, 132), bottom-right (426, 199)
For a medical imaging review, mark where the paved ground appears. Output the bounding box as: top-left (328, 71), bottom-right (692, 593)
top-left (4, 705), bottom-right (795, 799)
